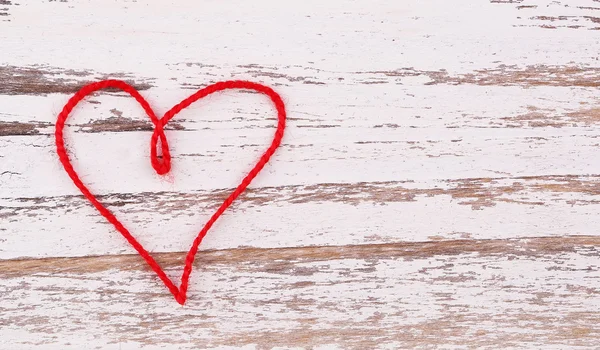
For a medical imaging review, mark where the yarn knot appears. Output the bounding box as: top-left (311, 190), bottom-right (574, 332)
top-left (150, 121), bottom-right (172, 175)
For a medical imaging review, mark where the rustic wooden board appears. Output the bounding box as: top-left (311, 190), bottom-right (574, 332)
top-left (1, 237), bottom-right (599, 349)
top-left (1, 0), bottom-right (599, 348)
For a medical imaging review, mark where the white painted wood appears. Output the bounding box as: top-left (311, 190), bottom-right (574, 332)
top-left (1, 0), bottom-right (599, 348)
top-left (1, 176), bottom-right (600, 259)
top-left (1, 240), bottom-right (599, 349)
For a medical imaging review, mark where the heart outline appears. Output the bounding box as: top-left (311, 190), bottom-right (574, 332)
top-left (55, 80), bottom-right (286, 305)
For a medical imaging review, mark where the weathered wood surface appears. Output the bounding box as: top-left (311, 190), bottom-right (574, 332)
top-left (1, 237), bottom-right (599, 349)
top-left (1, 0), bottom-right (599, 348)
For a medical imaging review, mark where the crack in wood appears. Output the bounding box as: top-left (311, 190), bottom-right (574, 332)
top-left (0, 235), bottom-right (598, 275)
top-left (0, 118), bottom-right (185, 136)
top-left (365, 64), bottom-right (600, 87)
top-left (0, 66), bottom-right (153, 95)
top-left (3, 175), bottom-right (600, 214)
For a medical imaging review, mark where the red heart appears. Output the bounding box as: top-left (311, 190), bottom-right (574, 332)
top-left (55, 80), bottom-right (286, 305)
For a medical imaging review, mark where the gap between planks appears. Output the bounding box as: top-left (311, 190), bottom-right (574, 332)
top-left (1, 235), bottom-right (598, 276)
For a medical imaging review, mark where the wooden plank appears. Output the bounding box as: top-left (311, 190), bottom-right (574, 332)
top-left (3, 125), bottom-right (600, 197)
top-left (2, 175), bottom-right (600, 259)
top-left (1, 237), bottom-right (599, 349)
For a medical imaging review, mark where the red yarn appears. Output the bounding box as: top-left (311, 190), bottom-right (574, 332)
top-left (55, 80), bottom-right (286, 305)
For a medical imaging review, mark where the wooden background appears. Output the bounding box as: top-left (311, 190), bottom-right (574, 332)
top-left (1, 0), bottom-right (600, 348)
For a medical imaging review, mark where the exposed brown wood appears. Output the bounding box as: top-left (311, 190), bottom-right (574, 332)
top-left (398, 65), bottom-right (600, 87)
top-left (2, 100), bottom-right (599, 136)
top-left (4, 175), bottom-right (599, 214)
top-left (1, 236), bottom-right (598, 349)
top-left (0, 66), bottom-right (153, 95)
top-left (0, 0), bottom-right (11, 17)
top-left (80, 116), bottom-right (185, 133)
top-left (244, 64), bottom-right (600, 87)
top-left (0, 118), bottom-right (185, 136)
top-left (0, 121), bottom-right (48, 136)
top-left (1, 236), bottom-right (598, 276)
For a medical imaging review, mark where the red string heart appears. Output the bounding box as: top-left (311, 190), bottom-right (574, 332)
top-left (55, 80), bottom-right (286, 305)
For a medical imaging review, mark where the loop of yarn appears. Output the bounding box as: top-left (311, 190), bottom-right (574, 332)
top-left (55, 79), bottom-right (287, 305)
top-left (150, 122), bottom-right (171, 175)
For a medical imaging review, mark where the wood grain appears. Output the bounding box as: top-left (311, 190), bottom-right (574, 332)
top-left (1, 0), bottom-right (600, 348)
top-left (1, 237), bottom-right (599, 349)
top-left (2, 175), bottom-right (600, 259)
